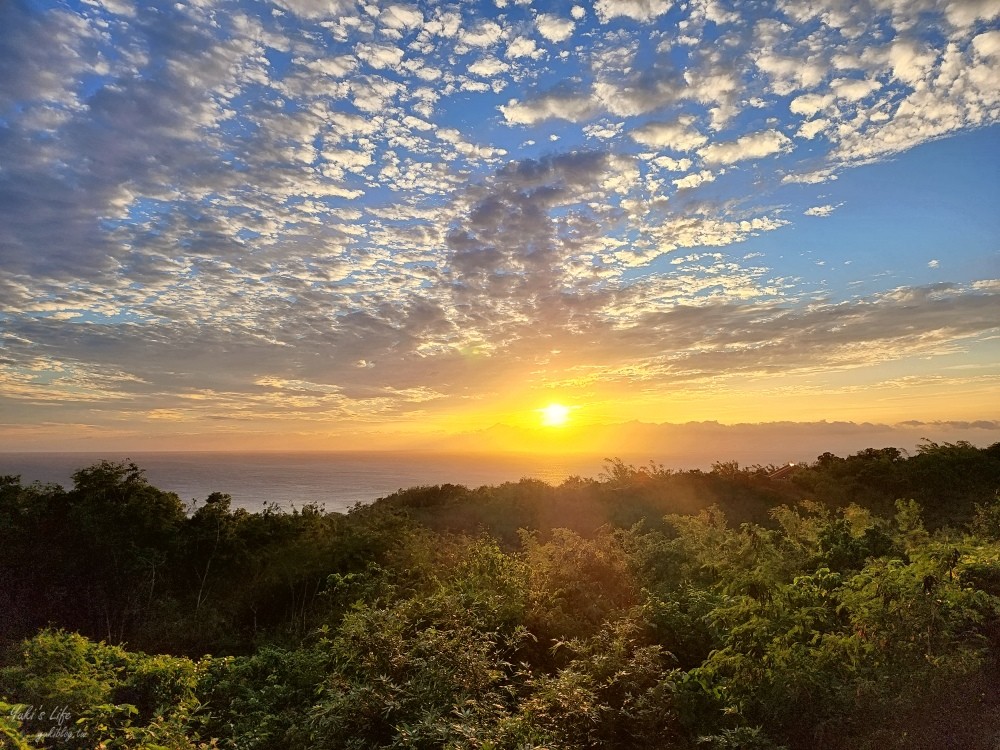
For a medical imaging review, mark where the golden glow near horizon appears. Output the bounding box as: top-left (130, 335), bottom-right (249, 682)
top-left (540, 403), bottom-right (571, 427)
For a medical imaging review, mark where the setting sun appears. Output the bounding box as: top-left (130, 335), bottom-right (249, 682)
top-left (540, 403), bottom-right (571, 427)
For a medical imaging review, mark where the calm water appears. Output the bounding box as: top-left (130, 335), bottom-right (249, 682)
top-left (0, 452), bottom-right (616, 513)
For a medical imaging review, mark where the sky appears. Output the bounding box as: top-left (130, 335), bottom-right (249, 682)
top-left (1, 0), bottom-right (999, 457)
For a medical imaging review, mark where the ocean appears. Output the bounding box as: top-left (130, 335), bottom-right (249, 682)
top-left (0, 452), bottom-right (618, 513)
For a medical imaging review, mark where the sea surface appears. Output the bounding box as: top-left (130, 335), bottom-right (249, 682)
top-left (0, 452), bottom-right (618, 513)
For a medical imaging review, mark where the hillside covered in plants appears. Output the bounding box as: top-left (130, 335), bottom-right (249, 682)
top-left (2, 441), bottom-right (1000, 749)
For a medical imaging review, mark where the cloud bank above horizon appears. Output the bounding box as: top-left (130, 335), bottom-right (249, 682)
top-left (1, 0), bottom-right (998, 449)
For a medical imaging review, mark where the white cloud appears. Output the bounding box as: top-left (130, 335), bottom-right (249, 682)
top-left (379, 4), bottom-right (423, 30)
top-left (506, 35), bottom-right (542, 59)
top-left (630, 117), bottom-right (708, 151)
top-left (436, 127), bottom-right (508, 160)
top-left (500, 89), bottom-right (598, 124)
top-left (583, 121), bottom-right (623, 139)
top-left (593, 71), bottom-right (682, 117)
top-left (595, 0), bottom-right (672, 23)
top-left (831, 77), bottom-right (881, 101)
top-left (782, 168), bottom-right (839, 184)
top-left (804, 203), bottom-right (842, 217)
top-left (355, 42), bottom-right (404, 69)
top-left (468, 56), bottom-right (510, 77)
top-left (887, 39), bottom-right (937, 85)
top-left (682, 59), bottom-right (743, 129)
top-left (832, 37), bottom-right (1000, 163)
top-left (945, 0), bottom-right (1000, 28)
top-left (412, 64), bottom-right (443, 82)
top-left (271, 0), bottom-right (354, 20)
top-left (673, 169), bottom-right (715, 190)
top-left (535, 13), bottom-right (575, 43)
top-left (301, 55), bottom-right (357, 77)
top-left (323, 148), bottom-right (373, 171)
top-left (424, 10), bottom-right (461, 38)
top-left (693, 0), bottom-right (740, 25)
top-left (95, 0), bottom-right (136, 16)
top-left (797, 118), bottom-right (831, 139)
top-left (790, 92), bottom-right (835, 116)
top-left (601, 154), bottom-right (640, 194)
top-left (973, 30), bottom-right (1000, 57)
top-left (652, 156), bottom-right (693, 171)
top-left (459, 20), bottom-right (503, 48)
top-left (699, 130), bottom-right (793, 164)
top-left (756, 51), bottom-right (827, 95)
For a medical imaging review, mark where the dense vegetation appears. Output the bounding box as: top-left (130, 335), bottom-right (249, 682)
top-left (2, 441), bottom-right (999, 749)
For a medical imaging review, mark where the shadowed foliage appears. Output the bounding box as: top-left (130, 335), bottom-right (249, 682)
top-left (2, 444), bottom-right (999, 748)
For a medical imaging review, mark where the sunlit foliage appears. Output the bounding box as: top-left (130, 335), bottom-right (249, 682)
top-left (2, 444), bottom-right (1000, 748)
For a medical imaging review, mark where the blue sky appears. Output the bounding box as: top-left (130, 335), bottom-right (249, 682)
top-left (0, 0), bottom-right (998, 451)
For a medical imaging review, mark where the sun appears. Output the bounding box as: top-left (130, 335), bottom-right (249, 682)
top-left (540, 403), bottom-right (571, 427)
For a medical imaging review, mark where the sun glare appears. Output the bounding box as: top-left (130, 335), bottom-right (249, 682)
top-left (540, 403), bottom-right (571, 427)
